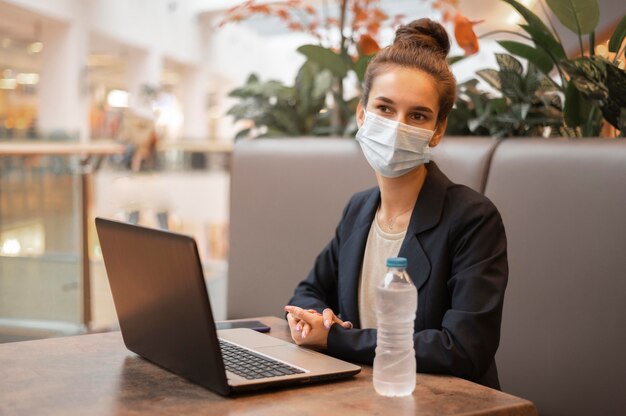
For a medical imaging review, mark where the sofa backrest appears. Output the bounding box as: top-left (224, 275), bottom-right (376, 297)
top-left (486, 139), bottom-right (626, 416)
top-left (228, 139), bottom-right (374, 319)
top-left (228, 137), bottom-right (626, 415)
top-left (227, 137), bottom-right (497, 319)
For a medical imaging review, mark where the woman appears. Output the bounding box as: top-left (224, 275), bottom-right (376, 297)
top-left (284, 18), bottom-right (507, 389)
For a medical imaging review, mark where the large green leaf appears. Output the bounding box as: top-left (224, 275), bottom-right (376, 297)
top-left (297, 45), bottom-right (349, 78)
top-left (312, 69), bottom-right (333, 100)
top-left (524, 63), bottom-right (544, 96)
top-left (546, 0), bottom-right (599, 35)
top-left (497, 40), bottom-right (554, 75)
top-left (477, 69), bottom-right (502, 91)
top-left (295, 60), bottom-right (317, 116)
top-left (447, 55), bottom-right (466, 65)
top-left (354, 55), bottom-right (373, 83)
top-left (564, 81), bottom-right (592, 128)
top-left (496, 53), bottom-right (524, 75)
top-left (501, 0), bottom-right (566, 61)
top-left (499, 70), bottom-right (526, 101)
top-left (608, 15), bottom-right (626, 53)
top-left (519, 23), bottom-right (567, 62)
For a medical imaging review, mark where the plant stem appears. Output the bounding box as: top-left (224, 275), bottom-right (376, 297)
top-left (583, 105), bottom-right (601, 136)
top-left (329, 0), bottom-right (349, 135)
top-left (589, 32), bottom-right (595, 58)
top-left (577, 33), bottom-right (584, 57)
top-left (613, 44), bottom-right (626, 65)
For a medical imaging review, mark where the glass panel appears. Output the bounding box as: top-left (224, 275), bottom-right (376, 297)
top-left (0, 155), bottom-right (82, 341)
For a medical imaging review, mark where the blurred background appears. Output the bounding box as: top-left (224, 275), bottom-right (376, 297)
top-left (0, 0), bottom-right (624, 342)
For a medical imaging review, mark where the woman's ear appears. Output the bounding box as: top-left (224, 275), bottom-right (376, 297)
top-left (429, 118), bottom-right (448, 148)
top-left (356, 101), bottom-right (365, 128)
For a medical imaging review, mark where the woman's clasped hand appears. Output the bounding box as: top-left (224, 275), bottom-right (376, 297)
top-left (284, 306), bottom-right (352, 350)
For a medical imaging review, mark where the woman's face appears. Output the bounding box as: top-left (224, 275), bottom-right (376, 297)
top-left (357, 65), bottom-right (447, 147)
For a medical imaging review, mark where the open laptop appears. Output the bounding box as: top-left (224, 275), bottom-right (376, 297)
top-left (95, 217), bottom-right (360, 395)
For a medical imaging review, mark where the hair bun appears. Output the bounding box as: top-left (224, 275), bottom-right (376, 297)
top-left (393, 18), bottom-right (450, 57)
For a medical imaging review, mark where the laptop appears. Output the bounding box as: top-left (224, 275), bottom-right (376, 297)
top-left (95, 217), bottom-right (360, 395)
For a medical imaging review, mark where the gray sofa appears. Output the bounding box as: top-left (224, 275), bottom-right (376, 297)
top-left (228, 137), bottom-right (626, 416)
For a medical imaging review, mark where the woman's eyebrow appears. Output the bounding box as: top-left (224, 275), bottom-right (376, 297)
top-left (374, 96), bottom-right (434, 114)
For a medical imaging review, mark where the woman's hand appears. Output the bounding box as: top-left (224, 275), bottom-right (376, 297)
top-left (284, 305), bottom-right (352, 350)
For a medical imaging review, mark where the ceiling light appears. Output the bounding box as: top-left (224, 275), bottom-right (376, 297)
top-left (16, 73), bottom-right (39, 85)
top-left (107, 89), bottom-right (129, 108)
top-left (0, 79), bottom-right (17, 90)
top-left (1, 239), bottom-right (21, 255)
top-left (28, 42), bottom-right (44, 54)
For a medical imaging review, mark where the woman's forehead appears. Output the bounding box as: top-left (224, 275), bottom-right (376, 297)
top-left (369, 66), bottom-right (439, 108)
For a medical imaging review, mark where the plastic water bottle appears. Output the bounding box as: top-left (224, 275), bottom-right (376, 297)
top-left (373, 257), bottom-right (418, 397)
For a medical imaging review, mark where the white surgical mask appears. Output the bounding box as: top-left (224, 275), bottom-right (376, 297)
top-left (356, 111), bottom-right (434, 178)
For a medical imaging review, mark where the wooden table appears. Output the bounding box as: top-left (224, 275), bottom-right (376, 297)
top-left (0, 316), bottom-right (537, 416)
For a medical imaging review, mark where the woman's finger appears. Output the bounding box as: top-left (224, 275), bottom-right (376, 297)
top-left (301, 322), bottom-right (312, 338)
top-left (283, 306), bottom-right (316, 325)
top-left (323, 308), bottom-right (353, 329)
top-left (322, 308), bottom-right (334, 329)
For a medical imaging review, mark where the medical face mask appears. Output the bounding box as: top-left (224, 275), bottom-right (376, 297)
top-left (356, 111), bottom-right (434, 178)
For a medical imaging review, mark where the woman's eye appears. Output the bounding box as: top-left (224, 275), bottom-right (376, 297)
top-left (411, 113), bottom-right (426, 121)
top-left (377, 105), bottom-right (392, 113)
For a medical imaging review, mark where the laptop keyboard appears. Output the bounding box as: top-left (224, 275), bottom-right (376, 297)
top-left (219, 339), bottom-right (305, 380)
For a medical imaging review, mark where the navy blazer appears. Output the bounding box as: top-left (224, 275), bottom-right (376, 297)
top-left (288, 162), bottom-right (508, 389)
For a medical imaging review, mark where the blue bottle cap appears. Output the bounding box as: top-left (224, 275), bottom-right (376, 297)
top-left (386, 257), bottom-right (408, 268)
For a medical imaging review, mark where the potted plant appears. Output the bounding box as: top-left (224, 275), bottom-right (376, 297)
top-left (220, 0), bottom-right (470, 139)
top-left (447, 0), bottom-right (625, 137)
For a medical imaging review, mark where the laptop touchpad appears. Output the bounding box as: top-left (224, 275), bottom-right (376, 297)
top-left (218, 328), bottom-right (288, 348)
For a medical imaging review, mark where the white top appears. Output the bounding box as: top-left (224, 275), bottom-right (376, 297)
top-left (358, 217), bottom-right (406, 329)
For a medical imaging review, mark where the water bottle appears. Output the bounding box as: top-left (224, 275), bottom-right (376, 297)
top-left (373, 257), bottom-right (418, 397)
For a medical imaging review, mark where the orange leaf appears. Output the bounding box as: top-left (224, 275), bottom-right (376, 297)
top-left (454, 13), bottom-right (482, 56)
top-left (358, 34), bottom-right (381, 56)
top-left (249, 4), bottom-right (270, 14)
top-left (288, 22), bottom-right (304, 31)
top-left (366, 21), bottom-right (381, 34)
top-left (276, 9), bottom-right (289, 20)
top-left (372, 9), bottom-right (388, 21)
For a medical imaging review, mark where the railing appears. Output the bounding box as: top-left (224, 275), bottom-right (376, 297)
top-left (0, 139), bottom-right (231, 340)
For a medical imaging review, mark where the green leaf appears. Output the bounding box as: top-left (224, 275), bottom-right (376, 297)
top-left (546, 0), bottom-right (599, 35)
top-left (354, 55), bottom-right (373, 83)
top-left (499, 70), bottom-right (527, 101)
top-left (477, 69), bottom-right (502, 91)
top-left (564, 81), bottom-right (592, 127)
top-left (234, 128), bottom-right (251, 140)
top-left (511, 102), bottom-right (531, 120)
top-left (524, 63), bottom-right (544, 96)
top-left (312, 69), bottom-right (333, 101)
top-left (608, 15), bottom-right (626, 53)
top-left (501, 0), bottom-right (566, 61)
top-left (297, 45), bottom-right (349, 78)
top-left (496, 53), bottom-right (524, 75)
top-left (497, 40), bottom-right (554, 75)
top-left (519, 23), bottom-right (567, 64)
top-left (447, 55), bottom-right (466, 65)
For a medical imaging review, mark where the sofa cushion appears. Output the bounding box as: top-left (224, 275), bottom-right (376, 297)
top-left (486, 139), bottom-right (626, 416)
